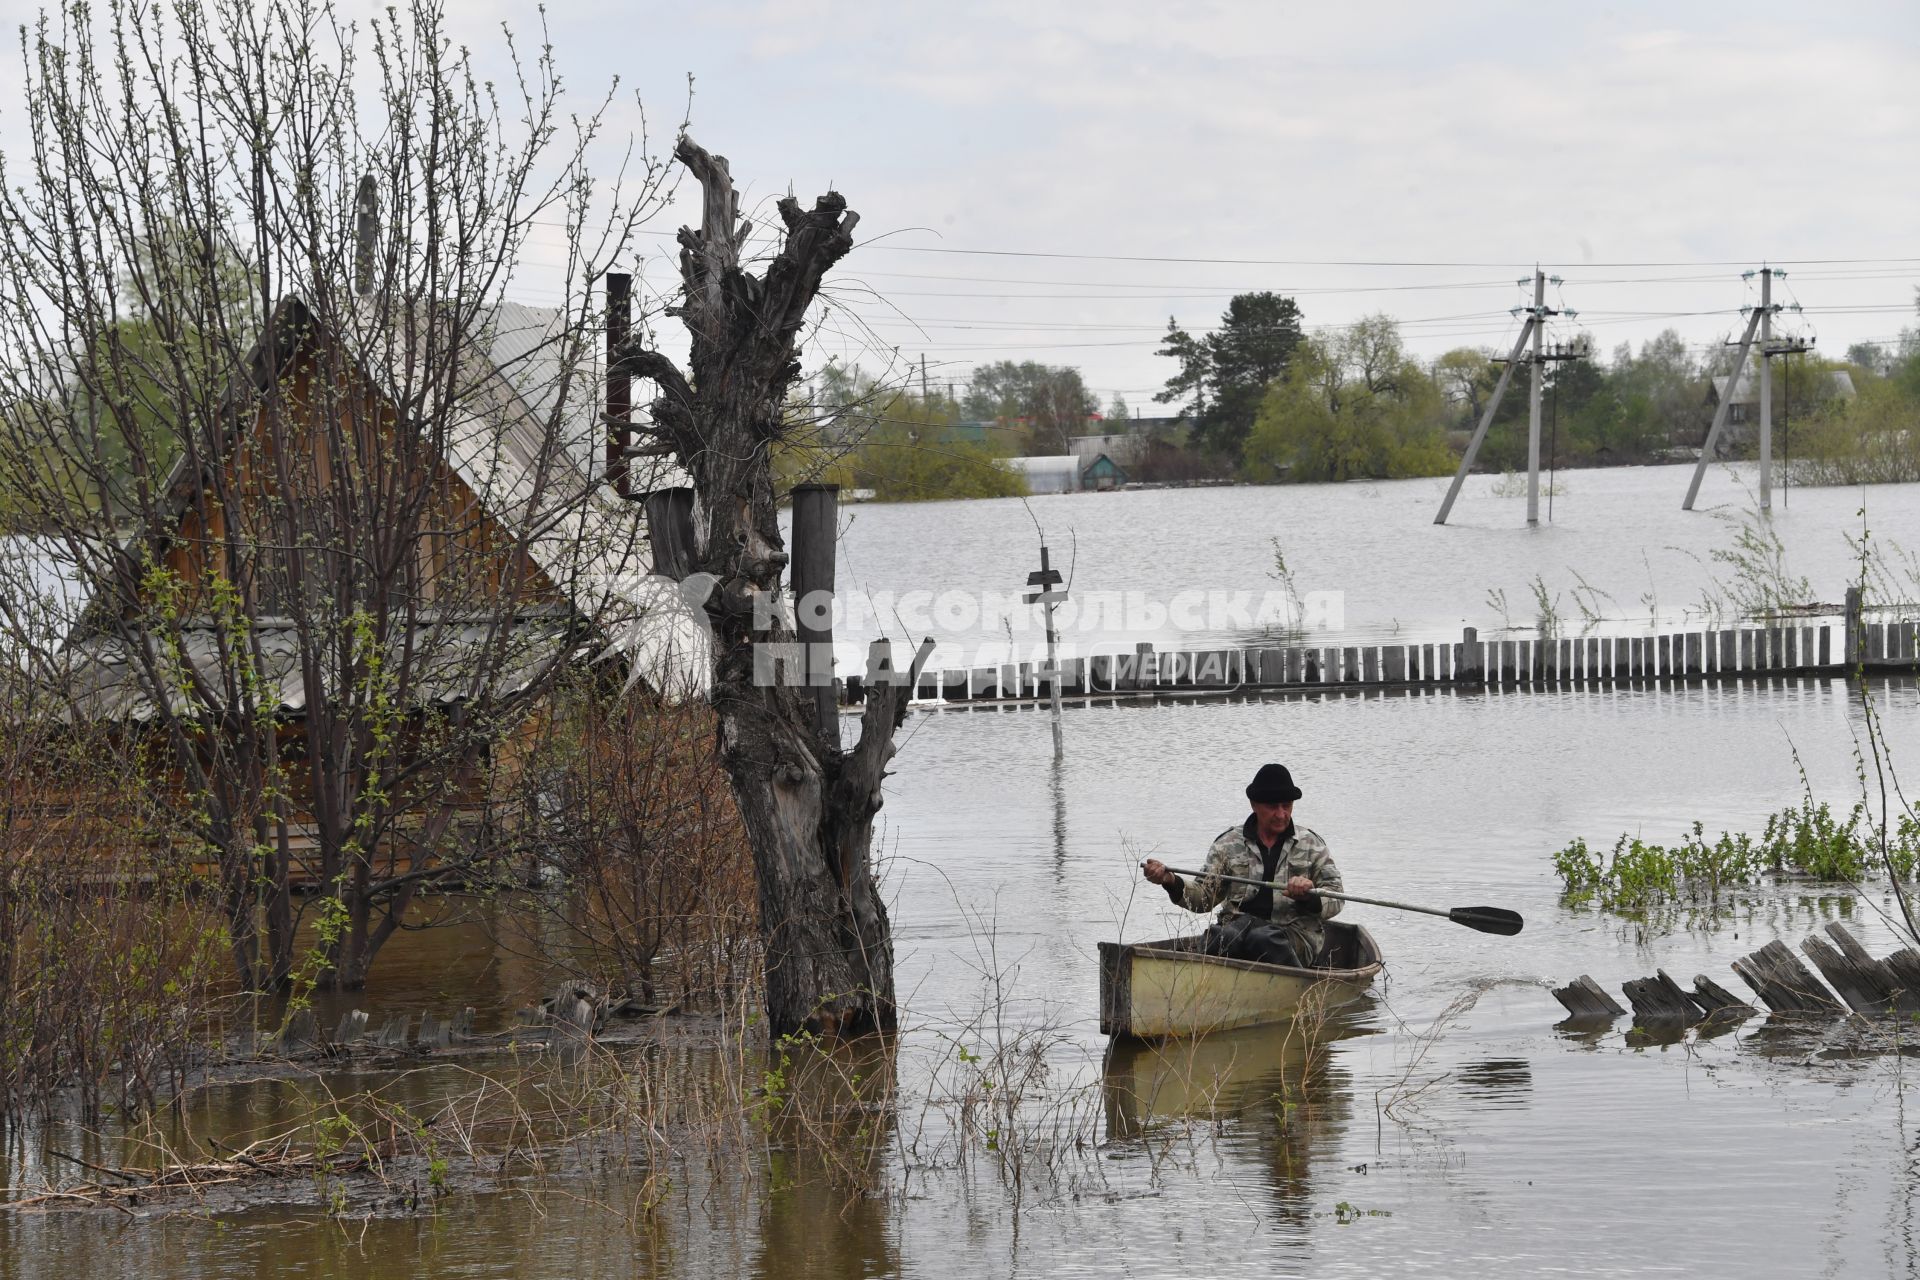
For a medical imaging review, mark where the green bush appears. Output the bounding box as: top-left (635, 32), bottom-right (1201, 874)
top-left (1554, 799), bottom-right (1920, 911)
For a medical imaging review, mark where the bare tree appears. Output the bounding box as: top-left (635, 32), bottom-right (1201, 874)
top-left (0, 0), bottom-right (667, 989)
top-left (616, 140), bottom-right (930, 1038)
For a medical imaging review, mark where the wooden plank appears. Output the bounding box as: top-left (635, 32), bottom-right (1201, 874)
top-left (1880, 949), bottom-right (1920, 1015)
top-left (1384, 645), bottom-right (1406, 683)
top-left (1818, 624), bottom-right (1831, 668)
top-left (1551, 975), bottom-right (1626, 1020)
top-left (1684, 632), bottom-right (1702, 676)
top-left (1341, 646), bottom-right (1360, 683)
top-left (1803, 928), bottom-right (1898, 1014)
top-left (1739, 629), bottom-right (1753, 671)
top-left (277, 1009), bottom-right (319, 1054)
top-left (333, 1009), bottom-right (370, 1046)
top-left (1363, 646), bottom-right (1380, 683)
top-left (418, 1014), bottom-right (451, 1051)
top-left (1622, 970), bottom-right (1705, 1024)
top-left (1252, 648), bottom-right (1278, 685)
top-left (1421, 643), bottom-right (1436, 682)
top-left (1783, 627), bottom-right (1798, 670)
top-left (1730, 940), bottom-right (1844, 1014)
top-left (1717, 629), bottom-right (1735, 672)
top-left (1691, 975), bottom-right (1755, 1018)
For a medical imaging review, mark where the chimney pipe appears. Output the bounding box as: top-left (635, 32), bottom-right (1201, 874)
top-left (353, 175), bottom-right (379, 297)
top-left (606, 272), bottom-right (632, 497)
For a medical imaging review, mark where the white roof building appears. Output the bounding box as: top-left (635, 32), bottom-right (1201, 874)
top-left (1003, 455), bottom-right (1082, 494)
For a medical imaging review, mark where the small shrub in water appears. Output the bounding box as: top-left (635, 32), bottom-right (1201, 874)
top-left (1554, 798), bottom-right (1920, 910)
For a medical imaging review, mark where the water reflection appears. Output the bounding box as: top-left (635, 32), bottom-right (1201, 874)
top-left (1049, 736), bottom-right (1068, 881)
top-left (1103, 1014), bottom-right (1373, 1237)
top-left (1101, 1010), bottom-right (1376, 1135)
top-left (1454, 1057), bottom-right (1534, 1108)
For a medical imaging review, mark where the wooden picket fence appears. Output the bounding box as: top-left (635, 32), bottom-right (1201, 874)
top-left (842, 611), bottom-right (1920, 710)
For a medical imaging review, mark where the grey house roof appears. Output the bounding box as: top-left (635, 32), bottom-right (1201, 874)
top-left (1711, 369), bottom-right (1856, 405)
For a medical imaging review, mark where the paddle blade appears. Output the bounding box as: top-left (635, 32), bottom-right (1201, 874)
top-left (1449, 906), bottom-right (1524, 936)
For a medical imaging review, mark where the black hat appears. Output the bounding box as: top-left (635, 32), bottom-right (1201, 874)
top-left (1246, 763), bottom-right (1302, 804)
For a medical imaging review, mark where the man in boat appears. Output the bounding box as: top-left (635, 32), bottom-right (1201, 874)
top-left (1139, 762), bottom-right (1343, 968)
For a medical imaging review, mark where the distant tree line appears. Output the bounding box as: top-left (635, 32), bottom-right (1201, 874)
top-left (501, 283), bottom-right (1920, 511)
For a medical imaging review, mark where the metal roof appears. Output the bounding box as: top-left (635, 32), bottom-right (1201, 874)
top-left (56, 618), bottom-right (572, 723)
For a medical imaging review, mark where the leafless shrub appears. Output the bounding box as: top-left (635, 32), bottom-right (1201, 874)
top-left (0, 673), bottom-right (227, 1123)
top-left (503, 684), bottom-right (760, 1011)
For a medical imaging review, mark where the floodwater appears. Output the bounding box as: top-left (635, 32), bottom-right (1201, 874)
top-left (10, 463), bottom-right (1920, 1278)
top-left (822, 460), bottom-right (1915, 665)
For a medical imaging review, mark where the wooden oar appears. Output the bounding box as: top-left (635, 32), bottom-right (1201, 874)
top-left (1153, 865), bottom-right (1523, 936)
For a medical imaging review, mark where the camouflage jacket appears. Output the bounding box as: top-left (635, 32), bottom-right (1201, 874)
top-left (1177, 819), bottom-right (1343, 959)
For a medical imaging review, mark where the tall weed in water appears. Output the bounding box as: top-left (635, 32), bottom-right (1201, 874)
top-left (1695, 506), bottom-right (1814, 625)
top-left (1266, 536), bottom-right (1306, 638)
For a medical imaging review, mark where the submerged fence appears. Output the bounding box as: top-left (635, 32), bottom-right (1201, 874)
top-left (843, 595), bottom-right (1920, 711)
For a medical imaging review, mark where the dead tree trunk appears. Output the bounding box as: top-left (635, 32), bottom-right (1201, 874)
top-left (616, 138), bottom-right (928, 1039)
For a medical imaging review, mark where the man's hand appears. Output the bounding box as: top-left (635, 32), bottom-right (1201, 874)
top-left (1284, 875), bottom-right (1314, 900)
top-left (1142, 858), bottom-right (1175, 887)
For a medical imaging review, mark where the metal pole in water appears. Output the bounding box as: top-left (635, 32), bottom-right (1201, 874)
top-left (1759, 266), bottom-right (1773, 512)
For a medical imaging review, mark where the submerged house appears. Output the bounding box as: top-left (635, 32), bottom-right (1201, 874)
top-left (28, 293), bottom-right (684, 882)
top-left (1002, 450), bottom-right (1134, 495)
top-left (1706, 368), bottom-right (1856, 446)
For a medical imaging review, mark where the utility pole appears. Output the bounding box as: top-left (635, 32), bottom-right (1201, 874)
top-left (1526, 268), bottom-right (1546, 526)
top-left (1759, 268), bottom-right (1774, 511)
top-left (1437, 267), bottom-right (1582, 526)
top-left (1767, 322), bottom-right (1812, 509)
top-left (1683, 267), bottom-right (1802, 511)
top-left (1025, 546), bottom-right (1068, 745)
top-left (920, 354), bottom-right (930, 404)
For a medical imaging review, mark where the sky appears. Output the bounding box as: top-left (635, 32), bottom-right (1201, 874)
top-left (2, 0), bottom-right (1916, 410)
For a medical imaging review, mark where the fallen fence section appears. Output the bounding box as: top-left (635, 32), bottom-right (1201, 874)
top-left (1552, 921), bottom-right (1920, 1028)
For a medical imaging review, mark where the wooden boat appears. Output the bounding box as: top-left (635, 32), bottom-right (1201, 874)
top-left (1098, 919), bottom-right (1382, 1040)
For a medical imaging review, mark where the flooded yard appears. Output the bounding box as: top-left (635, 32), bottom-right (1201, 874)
top-left (8, 468), bottom-right (1920, 1277)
